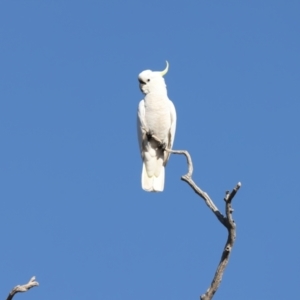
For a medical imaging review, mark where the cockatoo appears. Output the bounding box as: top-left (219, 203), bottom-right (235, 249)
top-left (137, 61), bottom-right (177, 192)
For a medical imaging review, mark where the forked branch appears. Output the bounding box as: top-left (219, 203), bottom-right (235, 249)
top-left (165, 146), bottom-right (241, 300)
top-left (6, 276), bottom-right (39, 300)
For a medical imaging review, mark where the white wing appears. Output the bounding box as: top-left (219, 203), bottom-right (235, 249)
top-left (137, 99), bottom-right (146, 157)
top-left (137, 99), bottom-right (166, 192)
top-left (169, 99), bottom-right (177, 149)
top-left (163, 99), bottom-right (176, 164)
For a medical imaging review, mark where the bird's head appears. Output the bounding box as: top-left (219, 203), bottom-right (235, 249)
top-left (138, 61), bottom-right (169, 95)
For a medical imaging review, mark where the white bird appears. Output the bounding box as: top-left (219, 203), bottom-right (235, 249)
top-left (137, 61), bottom-right (177, 192)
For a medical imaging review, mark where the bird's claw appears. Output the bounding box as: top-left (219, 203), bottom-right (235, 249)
top-left (159, 142), bottom-right (167, 150)
top-left (146, 130), bottom-right (154, 141)
top-left (145, 131), bottom-right (166, 150)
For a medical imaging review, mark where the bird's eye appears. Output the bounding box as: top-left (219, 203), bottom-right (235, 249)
top-left (147, 79), bottom-right (150, 82)
top-left (138, 79), bottom-right (145, 84)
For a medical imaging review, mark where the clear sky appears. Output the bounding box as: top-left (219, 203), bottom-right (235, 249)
top-left (1, 1), bottom-right (299, 299)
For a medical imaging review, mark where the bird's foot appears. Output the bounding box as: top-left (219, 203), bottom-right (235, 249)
top-left (145, 131), bottom-right (165, 149)
top-left (158, 141), bottom-right (167, 150)
top-left (146, 130), bottom-right (154, 141)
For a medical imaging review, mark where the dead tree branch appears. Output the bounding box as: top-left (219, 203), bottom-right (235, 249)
top-left (6, 276), bottom-right (39, 300)
top-left (164, 146), bottom-right (241, 300)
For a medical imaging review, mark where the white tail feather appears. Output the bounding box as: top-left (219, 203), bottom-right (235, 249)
top-left (141, 163), bottom-right (165, 192)
top-left (153, 166), bottom-right (165, 192)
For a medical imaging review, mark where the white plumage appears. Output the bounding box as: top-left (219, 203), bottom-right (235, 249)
top-left (137, 62), bottom-right (176, 192)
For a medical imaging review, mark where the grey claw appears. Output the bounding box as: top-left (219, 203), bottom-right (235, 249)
top-left (146, 130), bottom-right (154, 141)
top-left (159, 142), bottom-right (167, 150)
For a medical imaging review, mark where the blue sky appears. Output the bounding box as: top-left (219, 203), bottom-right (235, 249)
top-left (1, 1), bottom-right (299, 299)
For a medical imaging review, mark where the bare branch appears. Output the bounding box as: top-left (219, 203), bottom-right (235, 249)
top-left (147, 134), bottom-right (242, 298)
top-left (200, 183), bottom-right (241, 300)
top-left (6, 276), bottom-right (39, 300)
top-left (165, 147), bottom-right (241, 300)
